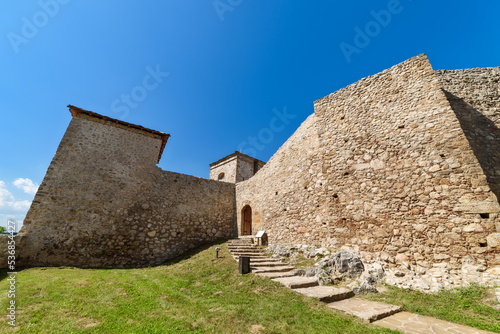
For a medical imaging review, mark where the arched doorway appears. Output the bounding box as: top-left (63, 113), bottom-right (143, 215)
top-left (242, 205), bottom-right (252, 236)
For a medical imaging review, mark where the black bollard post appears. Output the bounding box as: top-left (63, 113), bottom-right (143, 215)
top-left (239, 256), bottom-right (250, 274)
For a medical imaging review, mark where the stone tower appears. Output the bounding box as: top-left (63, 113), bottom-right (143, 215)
top-left (209, 151), bottom-right (265, 183)
top-left (17, 105), bottom-right (236, 267)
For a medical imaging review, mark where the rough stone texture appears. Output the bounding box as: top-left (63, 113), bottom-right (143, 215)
top-left (292, 268), bottom-right (332, 286)
top-left (294, 286), bottom-right (354, 303)
top-left (436, 67), bottom-right (500, 202)
top-left (236, 113), bottom-right (321, 238)
top-left (266, 244), bottom-right (330, 260)
top-left (16, 110), bottom-right (235, 268)
top-left (328, 298), bottom-right (401, 323)
top-left (10, 54), bottom-right (500, 285)
top-left (236, 54), bottom-right (500, 288)
top-left (0, 235), bottom-right (25, 269)
top-left (255, 271), bottom-right (296, 279)
top-left (210, 154), bottom-right (238, 182)
top-left (333, 251), bottom-right (365, 279)
top-left (353, 275), bottom-right (378, 295)
top-left (373, 311), bottom-right (497, 334)
top-left (272, 276), bottom-right (318, 289)
top-left (251, 266), bottom-right (295, 273)
top-left (209, 151), bottom-right (265, 183)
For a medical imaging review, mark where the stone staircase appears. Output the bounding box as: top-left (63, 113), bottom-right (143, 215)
top-left (227, 238), bottom-right (399, 322)
top-left (227, 238), bottom-right (496, 333)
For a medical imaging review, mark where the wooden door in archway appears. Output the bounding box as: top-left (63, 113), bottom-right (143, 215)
top-left (242, 206), bottom-right (252, 235)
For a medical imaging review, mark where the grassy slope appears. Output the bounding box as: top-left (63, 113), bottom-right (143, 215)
top-left (0, 242), bottom-right (397, 334)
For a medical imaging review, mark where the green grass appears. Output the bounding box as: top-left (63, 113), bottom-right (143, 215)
top-left (0, 241), bottom-right (397, 334)
top-left (363, 283), bottom-right (500, 333)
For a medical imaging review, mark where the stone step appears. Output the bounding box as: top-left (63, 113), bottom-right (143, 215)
top-left (230, 250), bottom-right (265, 254)
top-left (228, 239), bottom-right (253, 244)
top-left (255, 271), bottom-right (297, 279)
top-left (234, 258), bottom-right (271, 263)
top-left (231, 252), bottom-right (265, 257)
top-left (234, 256), bottom-right (270, 260)
top-left (249, 261), bottom-right (287, 267)
top-left (228, 247), bottom-right (261, 251)
top-left (231, 253), bottom-right (265, 257)
top-left (227, 244), bottom-right (259, 248)
top-left (294, 286), bottom-right (354, 303)
top-left (272, 276), bottom-right (319, 289)
top-left (234, 256), bottom-right (278, 261)
top-left (373, 311), bottom-right (498, 334)
top-left (251, 266), bottom-right (296, 273)
top-left (327, 298), bottom-right (401, 323)
top-left (249, 258), bottom-right (281, 263)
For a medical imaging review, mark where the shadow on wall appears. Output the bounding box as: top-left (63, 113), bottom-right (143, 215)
top-left (444, 90), bottom-right (500, 202)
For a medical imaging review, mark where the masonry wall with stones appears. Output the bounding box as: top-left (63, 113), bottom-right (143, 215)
top-left (436, 68), bottom-right (500, 206)
top-left (210, 155), bottom-right (239, 182)
top-left (209, 152), bottom-right (265, 183)
top-left (236, 55), bottom-right (500, 276)
top-left (16, 109), bottom-right (235, 268)
top-left (236, 154), bottom-right (265, 182)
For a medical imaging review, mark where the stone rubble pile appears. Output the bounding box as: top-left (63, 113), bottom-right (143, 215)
top-left (266, 244), bottom-right (330, 263)
top-left (359, 249), bottom-right (500, 293)
top-left (266, 244), bottom-right (500, 294)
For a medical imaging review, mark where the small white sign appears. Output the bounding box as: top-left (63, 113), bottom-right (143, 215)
top-left (255, 230), bottom-right (265, 238)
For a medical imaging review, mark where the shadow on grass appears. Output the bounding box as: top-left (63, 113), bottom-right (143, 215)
top-left (1, 238), bottom-right (232, 277)
top-left (0, 269), bottom-right (12, 282)
top-left (159, 239), bottom-right (229, 267)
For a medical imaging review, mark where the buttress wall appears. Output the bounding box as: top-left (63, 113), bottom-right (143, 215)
top-left (236, 54), bottom-right (500, 269)
top-left (18, 111), bottom-right (235, 268)
top-left (436, 68), bottom-right (500, 207)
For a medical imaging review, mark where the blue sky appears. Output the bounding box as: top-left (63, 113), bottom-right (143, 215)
top-left (1, 0), bottom-right (499, 229)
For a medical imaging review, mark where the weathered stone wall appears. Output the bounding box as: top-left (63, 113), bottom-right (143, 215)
top-left (209, 156), bottom-right (239, 183)
top-left (11, 55), bottom-right (500, 283)
top-left (17, 112), bottom-right (235, 268)
top-left (236, 55), bottom-right (500, 274)
top-left (236, 113), bottom-right (321, 237)
top-left (436, 67), bottom-right (500, 207)
top-left (236, 154), bottom-right (265, 182)
top-left (210, 152), bottom-right (266, 183)
top-left (0, 235), bottom-right (25, 270)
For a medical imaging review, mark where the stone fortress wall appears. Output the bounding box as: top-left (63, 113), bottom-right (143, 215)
top-left (16, 106), bottom-right (235, 267)
top-left (6, 54), bottom-right (500, 281)
top-left (436, 67), bottom-right (500, 203)
top-left (236, 55), bottom-right (500, 276)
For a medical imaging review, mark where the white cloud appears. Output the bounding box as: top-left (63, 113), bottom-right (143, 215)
top-left (0, 181), bottom-right (14, 206)
top-left (13, 178), bottom-right (39, 195)
top-left (0, 180), bottom-right (33, 212)
top-left (9, 200), bottom-right (31, 211)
